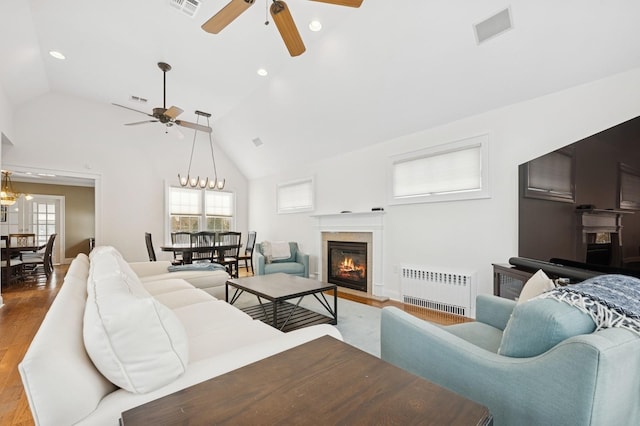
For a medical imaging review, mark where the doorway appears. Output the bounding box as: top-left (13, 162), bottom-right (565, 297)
top-left (29, 196), bottom-right (64, 265)
top-left (1, 195), bottom-right (65, 265)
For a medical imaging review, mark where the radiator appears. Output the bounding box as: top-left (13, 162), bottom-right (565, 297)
top-left (400, 265), bottom-right (476, 318)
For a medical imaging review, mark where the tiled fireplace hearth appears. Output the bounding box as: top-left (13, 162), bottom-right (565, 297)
top-left (312, 212), bottom-right (385, 298)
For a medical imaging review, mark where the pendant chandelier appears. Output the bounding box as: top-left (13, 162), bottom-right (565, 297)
top-left (178, 110), bottom-right (225, 190)
top-left (1, 170), bottom-right (32, 206)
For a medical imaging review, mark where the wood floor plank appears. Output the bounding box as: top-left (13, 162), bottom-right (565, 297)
top-left (0, 265), bottom-right (67, 426)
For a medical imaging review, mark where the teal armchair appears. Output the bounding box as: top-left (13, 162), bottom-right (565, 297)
top-left (381, 294), bottom-right (640, 426)
top-left (255, 242), bottom-right (309, 278)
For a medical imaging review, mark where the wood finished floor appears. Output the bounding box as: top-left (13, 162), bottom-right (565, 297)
top-left (0, 264), bottom-right (469, 425)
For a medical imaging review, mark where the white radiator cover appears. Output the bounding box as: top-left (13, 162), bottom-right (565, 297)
top-left (400, 265), bottom-right (476, 318)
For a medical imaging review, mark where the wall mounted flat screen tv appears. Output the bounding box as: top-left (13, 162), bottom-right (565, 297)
top-left (518, 115), bottom-right (640, 275)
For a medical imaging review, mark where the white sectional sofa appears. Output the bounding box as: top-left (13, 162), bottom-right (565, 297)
top-left (127, 259), bottom-right (229, 295)
top-left (19, 246), bottom-right (342, 425)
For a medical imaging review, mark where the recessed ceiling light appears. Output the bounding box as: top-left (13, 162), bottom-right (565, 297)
top-left (309, 20), bottom-right (322, 32)
top-left (49, 50), bottom-right (66, 60)
top-left (257, 68), bottom-right (268, 77)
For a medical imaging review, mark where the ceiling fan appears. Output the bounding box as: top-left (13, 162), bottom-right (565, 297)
top-left (113, 62), bottom-right (212, 134)
top-left (201, 0), bottom-right (363, 57)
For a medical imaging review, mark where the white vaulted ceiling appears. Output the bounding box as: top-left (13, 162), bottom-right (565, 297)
top-left (1, 1), bottom-right (640, 179)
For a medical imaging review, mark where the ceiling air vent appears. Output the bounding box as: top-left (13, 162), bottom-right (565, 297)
top-left (129, 95), bottom-right (148, 103)
top-left (252, 137), bottom-right (264, 147)
top-left (169, 0), bottom-right (201, 18)
top-left (474, 7), bottom-right (512, 44)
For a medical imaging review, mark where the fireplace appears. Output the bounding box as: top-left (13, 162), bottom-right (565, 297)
top-left (327, 240), bottom-right (367, 292)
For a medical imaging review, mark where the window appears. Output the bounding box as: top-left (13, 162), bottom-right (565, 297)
top-left (168, 186), bottom-right (234, 234)
top-left (389, 134), bottom-right (490, 205)
top-left (619, 163), bottom-right (640, 210)
top-left (524, 149), bottom-right (575, 203)
top-left (277, 178), bottom-right (314, 214)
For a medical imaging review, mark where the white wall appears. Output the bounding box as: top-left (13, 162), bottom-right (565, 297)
top-left (249, 67), bottom-right (640, 299)
top-left (5, 92), bottom-right (249, 262)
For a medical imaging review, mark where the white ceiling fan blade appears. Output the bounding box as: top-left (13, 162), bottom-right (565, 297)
top-left (113, 103), bottom-right (153, 117)
top-left (125, 120), bottom-right (159, 126)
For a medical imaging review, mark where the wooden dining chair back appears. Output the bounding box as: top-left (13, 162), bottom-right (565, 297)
top-left (145, 232), bottom-right (157, 262)
top-left (42, 233), bottom-right (57, 278)
top-left (9, 233), bottom-right (36, 248)
top-left (1, 235), bottom-right (24, 284)
top-left (217, 231), bottom-right (242, 277)
top-left (190, 231), bottom-right (216, 262)
top-left (237, 231), bottom-right (256, 275)
top-left (170, 232), bottom-right (191, 265)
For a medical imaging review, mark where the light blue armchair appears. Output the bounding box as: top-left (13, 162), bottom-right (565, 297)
top-left (381, 294), bottom-right (640, 426)
top-left (255, 242), bottom-right (309, 278)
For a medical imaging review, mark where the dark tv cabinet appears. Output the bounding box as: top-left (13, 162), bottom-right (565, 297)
top-left (492, 264), bottom-right (533, 300)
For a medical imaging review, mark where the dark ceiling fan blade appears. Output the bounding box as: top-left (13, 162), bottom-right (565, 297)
top-left (164, 106), bottom-right (184, 119)
top-left (175, 120), bottom-right (213, 134)
top-left (270, 1), bottom-right (305, 57)
top-left (310, 0), bottom-right (363, 7)
top-left (202, 0), bottom-right (256, 34)
top-left (124, 120), bottom-right (159, 126)
top-left (112, 103), bottom-right (153, 117)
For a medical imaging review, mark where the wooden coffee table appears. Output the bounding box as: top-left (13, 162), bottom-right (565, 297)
top-left (225, 273), bottom-right (337, 332)
top-left (121, 335), bottom-right (492, 425)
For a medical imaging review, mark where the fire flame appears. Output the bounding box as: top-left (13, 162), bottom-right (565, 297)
top-left (338, 256), bottom-right (365, 278)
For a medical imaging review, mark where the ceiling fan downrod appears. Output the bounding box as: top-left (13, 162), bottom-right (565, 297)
top-left (157, 62), bottom-right (171, 110)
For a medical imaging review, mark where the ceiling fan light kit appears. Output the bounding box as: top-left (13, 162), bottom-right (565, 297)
top-left (201, 0), bottom-right (363, 57)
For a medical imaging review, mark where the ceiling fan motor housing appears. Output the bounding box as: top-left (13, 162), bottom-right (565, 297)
top-left (153, 107), bottom-right (171, 122)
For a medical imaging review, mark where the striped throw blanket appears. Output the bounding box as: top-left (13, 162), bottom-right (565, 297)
top-left (538, 274), bottom-right (640, 335)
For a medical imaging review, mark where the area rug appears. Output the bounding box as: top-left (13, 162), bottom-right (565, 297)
top-left (215, 288), bottom-right (382, 357)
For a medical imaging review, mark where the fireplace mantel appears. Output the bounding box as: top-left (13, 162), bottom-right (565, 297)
top-left (312, 211), bottom-right (385, 297)
top-left (311, 211), bottom-right (385, 229)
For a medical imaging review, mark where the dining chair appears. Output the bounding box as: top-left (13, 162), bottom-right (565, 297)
top-left (1, 235), bottom-right (24, 285)
top-left (237, 231), bottom-right (256, 275)
top-left (145, 232), bottom-right (157, 262)
top-left (9, 233), bottom-right (36, 249)
top-left (22, 233), bottom-right (57, 279)
top-left (170, 232), bottom-right (191, 265)
top-left (190, 231), bottom-right (216, 263)
top-left (217, 231), bottom-right (242, 278)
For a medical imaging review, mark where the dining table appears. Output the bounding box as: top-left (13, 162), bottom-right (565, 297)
top-left (160, 242), bottom-right (241, 265)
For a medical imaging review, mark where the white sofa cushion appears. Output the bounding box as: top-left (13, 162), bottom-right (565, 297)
top-left (142, 278), bottom-right (198, 296)
top-left (84, 247), bottom-right (189, 394)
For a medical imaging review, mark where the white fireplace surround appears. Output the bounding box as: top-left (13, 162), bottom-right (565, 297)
top-left (312, 212), bottom-right (385, 297)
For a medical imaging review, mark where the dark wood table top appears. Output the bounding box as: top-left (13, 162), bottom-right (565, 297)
top-left (225, 272), bottom-right (336, 301)
top-left (121, 335), bottom-right (492, 425)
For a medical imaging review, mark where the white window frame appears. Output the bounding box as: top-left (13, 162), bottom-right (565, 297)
top-left (165, 184), bottom-right (236, 242)
top-left (388, 134), bottom-right (490, 205)
top-left (277, 177), bottom-right (315, 214)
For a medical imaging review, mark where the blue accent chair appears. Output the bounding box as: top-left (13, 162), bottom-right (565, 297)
top-left (381, 294), bottom-right (640, 426)
top-left (254, 242), bottom-right (309, 278)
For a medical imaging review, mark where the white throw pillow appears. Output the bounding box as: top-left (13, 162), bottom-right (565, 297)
top-left (84, 247), bottom-right (189, 394)
top-left (517, 269), bottom-right (555, 303)
top-left (261, 241), bottom-right (273, 264)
